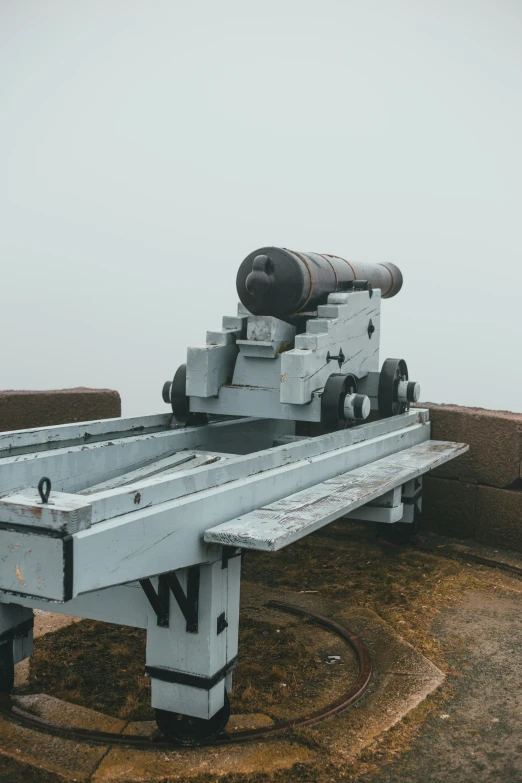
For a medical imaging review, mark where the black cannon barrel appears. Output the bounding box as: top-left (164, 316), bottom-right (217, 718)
top-left (236, 247), bottom-right (403, 318)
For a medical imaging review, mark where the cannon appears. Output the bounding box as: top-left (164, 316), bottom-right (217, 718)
top-left (164, 247), bottom-right (418, 429)
top-left (0, 247), bottom-right (467, 745)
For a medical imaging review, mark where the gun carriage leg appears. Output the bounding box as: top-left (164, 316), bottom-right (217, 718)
top-left (0, 603), bottom-right (34, 693)
top-left (143, 550), bottom-right (241, 746)
top-left (376, 477), bottom-right (423, 545)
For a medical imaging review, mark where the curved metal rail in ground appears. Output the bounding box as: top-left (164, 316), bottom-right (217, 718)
top-left (319, 529), bottom-right (522, 579)
top-left (0, 600), bottom-right (374, 748)
top-left (414, 544), bottom-right (522, 577)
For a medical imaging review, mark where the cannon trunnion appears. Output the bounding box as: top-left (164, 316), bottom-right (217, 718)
top-left (0, 248), bottom-right (467, 745)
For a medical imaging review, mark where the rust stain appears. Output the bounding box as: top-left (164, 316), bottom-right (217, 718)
top-left (15, 564), bottom-right (24, 582)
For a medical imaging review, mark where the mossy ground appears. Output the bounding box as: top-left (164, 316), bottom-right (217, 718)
top-left (28, 615), bottom-right (320, 722)
top-left (6, 525), bottom-right (521, 783)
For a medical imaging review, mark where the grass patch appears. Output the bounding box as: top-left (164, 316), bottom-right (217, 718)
top-left (24, 526), bottom-right (521, 783)
top-left (29, 616), bottom-right (319, 721)
top-left (242, 526), bottom-right (487, 670)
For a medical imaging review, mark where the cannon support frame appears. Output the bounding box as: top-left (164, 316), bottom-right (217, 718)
top-left (0, 408), bottom-right (466, 734)
top-left (0, 250), bottom-right (466, 743)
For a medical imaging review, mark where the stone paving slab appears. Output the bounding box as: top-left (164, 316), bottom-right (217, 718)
top-left (358, 591), bottom-right (522, 783)
top-left (93, 737), bottom-right (313, 781)
top-left (0, 596), bottom-right (444, 781)
top-left (310, 673), bottom-right (444, 763)
top-left (87, 699), bottom-right (308, 780)
top-left (15, 694), bottom-right (127, 733)
top-left (300, 606), bottom-right (444, 764)
top-left (0, 713), bottom-right (111, 781)
top-left (337, 606), bottom-right (444, 678)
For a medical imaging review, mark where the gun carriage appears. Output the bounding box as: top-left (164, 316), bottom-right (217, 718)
top-left (0, 247), bottom-right (467, 745)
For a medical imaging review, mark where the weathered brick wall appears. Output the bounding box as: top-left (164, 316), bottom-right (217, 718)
top-left (0, 388), bottom-right (121, 432)
top-left (420, 404), bottom-right (522, 552)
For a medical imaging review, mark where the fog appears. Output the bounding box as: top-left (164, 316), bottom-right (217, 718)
top-left (1, 1), bottom-right (521, 416)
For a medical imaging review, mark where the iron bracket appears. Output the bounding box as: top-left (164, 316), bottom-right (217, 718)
top-left (139, 566), bottom-right (200, 633)
top-left (221, 545), bottom-right (241, 569)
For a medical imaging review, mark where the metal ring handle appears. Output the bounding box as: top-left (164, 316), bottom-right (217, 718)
top-left (38, 477), bottom-right (51, 504)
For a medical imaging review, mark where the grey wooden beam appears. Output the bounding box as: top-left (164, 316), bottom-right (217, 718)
top-left (72, 419), bottom-right (430, 595)
top-left (204, 440), bottom-right (469, 551)
top-left (85, 409), bottom-right (428, 526)
top-left (0, 413), bottom-right (174, 455)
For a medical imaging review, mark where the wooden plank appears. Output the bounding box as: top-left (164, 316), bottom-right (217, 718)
top-left (84, 409), bottom-right (428, 526)
top-left (345, 503), bottom-right (404, 523)
top-left (0, 490), bottom-right (92, 533)
top-left (78, 452), bottom-right (226, 495)
top-left (225, 554), bottom-right (241, 663)
top-left (0, 528), bottom-right (67, 601)
top-left (0, 417), bottom-right (279, 498)
top-left (0, 413), bottom-right (173, 455)
top-left (281, 290), bottom-right (381, 404)
top-left (72, 420), bottom-right (430, 595)
top-left (203, 440), bottom-right (469, 551)
top-left (190, 385), bottom-right (324, 421)
top-left (186, 341), bottom-right (238, 398)
top-left (0, 583), bottom-right (150, 628)
top-left (0, 429), bottom-right (204, 497)
top-left (0, 414), bottom-right (431, 601)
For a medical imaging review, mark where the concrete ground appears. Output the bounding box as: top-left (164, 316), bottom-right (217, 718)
top-left (1, 535), bottom-right (521, 783)
top-left (0, 588), bottom-right (445, 782)
top-left (358, 589), bottom-right (522, 783)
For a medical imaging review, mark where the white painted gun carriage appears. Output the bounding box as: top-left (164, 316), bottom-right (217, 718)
top-left (0, 247), bottom-right (467, 745)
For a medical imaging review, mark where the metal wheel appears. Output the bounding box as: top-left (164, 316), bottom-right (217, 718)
top-left (321, 373), bottom-right (358, 432)
top-left (163, 364), bottom-right (207, 426)
top-left (378, 358), bottom-right (409, 417)
top-left (154, 691), bottom-right (231, 746)
top-left (0, 643), bottom-right (14, 694)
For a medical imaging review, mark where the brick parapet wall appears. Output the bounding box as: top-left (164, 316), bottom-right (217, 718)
top-left (0, 388), bottom-right (121, 432)
top-left (419, 404), bottom-right (522, 551)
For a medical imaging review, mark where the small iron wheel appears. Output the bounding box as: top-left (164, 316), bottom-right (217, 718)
top-left (163, 364), bottom-right (207, 427)
top-left (321, 373), bottom-right (358, 433)
top-left (377, 358), bottom-right (409, 418)
top-left (0, 643), bottom-right (14, 694)
top-left (155, 691), bottom-right (231, 746)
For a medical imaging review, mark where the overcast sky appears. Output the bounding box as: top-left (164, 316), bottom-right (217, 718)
top-left (1, 1), bottom-right (521, 417)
